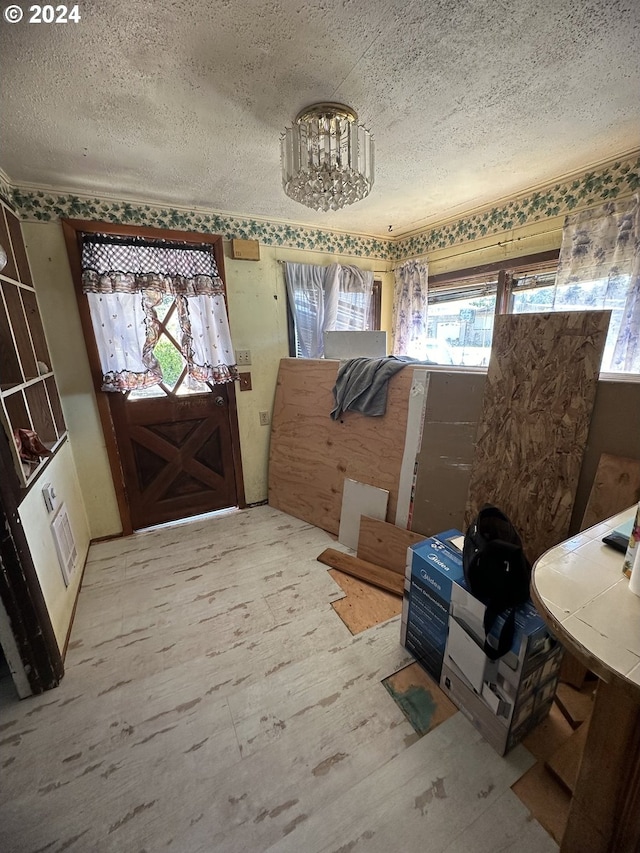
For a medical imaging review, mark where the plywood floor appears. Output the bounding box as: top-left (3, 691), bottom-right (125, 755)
top-left (0, 506), bottom-right (558, 853)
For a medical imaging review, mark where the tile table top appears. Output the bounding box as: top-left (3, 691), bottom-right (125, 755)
top-left (532, 506), bottom-right (640, 693)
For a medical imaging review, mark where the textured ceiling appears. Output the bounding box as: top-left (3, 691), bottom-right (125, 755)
top-left (1, 0), bottom-right (638, 238)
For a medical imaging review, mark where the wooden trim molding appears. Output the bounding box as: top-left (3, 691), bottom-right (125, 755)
top-left (428, 249), bottom-right (560, 287)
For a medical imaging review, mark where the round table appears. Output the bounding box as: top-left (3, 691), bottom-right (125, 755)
top-left (531, 506), bottom-right (640, 853)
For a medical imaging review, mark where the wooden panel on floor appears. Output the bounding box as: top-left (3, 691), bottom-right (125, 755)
top-left (581, 452), bottom-right (640, 530)
top-left (561, 678), bottom-right (640, 853)
top-left (545, 719), bottom-right (590, 795)
top-left (465, 311), bottom-right (610, 564)
top-left (268, 358), bottom-right (415, 534)
top-left (317, 548), bottom-right (404, 595)
top-left (328, 569), bottom-right (401, 634)
top-left (559, 651), bottom-right (589, 690)
top-left (522, 698), bottom-right (575, 762)
top-left (555, 681), bottom-right (595, 729)
top-left (513, 700), bottom-right (573, 844)
top-left (382, 662), bottom-right (457, 736)
top-left (411, 371), bottom-right (486, 537)
top-left (512, 760), bottom-right (571, 846)
top-left (357, 516), bottom-right (426, 576)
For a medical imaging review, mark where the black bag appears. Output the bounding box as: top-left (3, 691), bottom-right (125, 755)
top-left (463, 504), bottom-right (532, 661)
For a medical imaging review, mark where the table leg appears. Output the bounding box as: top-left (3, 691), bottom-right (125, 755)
top-left (561, 678), bottom-right (640, 853)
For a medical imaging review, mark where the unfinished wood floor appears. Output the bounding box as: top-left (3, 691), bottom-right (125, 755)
top-left (0, 506), bottom-right (558, 853)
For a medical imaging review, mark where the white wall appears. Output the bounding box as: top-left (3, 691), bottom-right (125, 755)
top-left (18, 441), bottom-right (90, 651)
top-left (22, 220), bottom-right (121, 539)
top-left (224, 244), bottom-right (392, 503)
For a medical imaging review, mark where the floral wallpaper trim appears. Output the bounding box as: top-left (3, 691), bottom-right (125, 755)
top-left (7, 152), bottom-right (639, 261)
top-left (394, 155), bottom-right (640, 260)
top-left (10, 188), bottom-right (394, 260)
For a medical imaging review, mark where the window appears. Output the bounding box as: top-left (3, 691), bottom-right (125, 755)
top-left (427, 275), bottom-right (498, 367)
top-left (426, 249), bottom-right (638, 375)
top-left (510, 270), bottom-right (633, 374)
top-left (284, 262), bottom-right (381, 358)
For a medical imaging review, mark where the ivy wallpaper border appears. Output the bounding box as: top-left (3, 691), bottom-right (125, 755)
top-left (11, 187), bottom-right (394, 260)
top-left (395, 155), bottom-right (640, 260)
top-left (7, 152), bottom-right (639, 262)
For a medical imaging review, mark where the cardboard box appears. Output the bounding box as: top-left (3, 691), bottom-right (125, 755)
top-left (401, 529), bottom-right (562, 755)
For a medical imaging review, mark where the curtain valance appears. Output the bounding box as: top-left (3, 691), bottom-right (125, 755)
top-left (81, 234), bottom-right (237, 391)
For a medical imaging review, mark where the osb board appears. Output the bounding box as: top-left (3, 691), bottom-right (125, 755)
top-left (328, 569), bottom-right (401, 634)
top-left (268, 358), bottom-right (414, 534)
top-left (411, 371), bottom-right (486, 537)
top-left (581, 452), bottom-right (640, 530)
top-left (465, 311), bottom-right (610, 564)
top-left (382, 662), bottom-right (457, 736)
top-left (357, 516), bottom-right (426, 576)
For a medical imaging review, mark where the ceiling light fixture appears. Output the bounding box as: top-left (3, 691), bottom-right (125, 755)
top-left (280, 102), bottom-right (374, 212)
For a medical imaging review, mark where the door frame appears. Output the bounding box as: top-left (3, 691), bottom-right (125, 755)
top-left (62, 219), bottom-right (245, 535)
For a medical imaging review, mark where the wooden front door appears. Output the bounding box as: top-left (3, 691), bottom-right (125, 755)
top-left (109, 387), bottom-right (238, 530)
top-left (106, 287), bottom-right (240, 531)
top-left (63, 221), bottom-right (244, 534)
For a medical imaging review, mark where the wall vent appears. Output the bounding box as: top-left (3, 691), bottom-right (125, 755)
top-left (51, 505), bottom-right (77, 587)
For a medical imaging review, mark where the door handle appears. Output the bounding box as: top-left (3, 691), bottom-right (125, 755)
top-left (214, 396), bottom-right (225, 407)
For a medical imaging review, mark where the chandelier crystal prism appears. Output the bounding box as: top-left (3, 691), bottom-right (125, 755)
top-left (280, 103), bottom-right (374, 212)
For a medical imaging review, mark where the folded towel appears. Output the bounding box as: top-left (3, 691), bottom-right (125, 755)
top-left (330, 356), bottom-right (419, 419)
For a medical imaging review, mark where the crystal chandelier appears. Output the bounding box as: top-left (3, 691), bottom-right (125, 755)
top-left (280, 103), bottom-right (374, 212)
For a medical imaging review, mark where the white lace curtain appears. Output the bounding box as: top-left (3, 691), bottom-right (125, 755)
top-left (556, 195), bottom-right (640, 372)
top-left (81, 236), bottom-right (237, 391)
top-left (392, 259), bottom-right (429, 357)
top-left (284, 261), bottom-right (374, 358)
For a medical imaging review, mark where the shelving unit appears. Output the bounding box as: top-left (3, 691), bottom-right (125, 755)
top-left (0, 197), bottom-right (67, 487)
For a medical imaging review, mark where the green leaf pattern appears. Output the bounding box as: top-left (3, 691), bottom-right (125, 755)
top-left (5, 155), bottom-right (639, 262)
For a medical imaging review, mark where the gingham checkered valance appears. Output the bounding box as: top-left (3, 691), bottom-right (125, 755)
top-left (81, 234), bottom-right (224, 295)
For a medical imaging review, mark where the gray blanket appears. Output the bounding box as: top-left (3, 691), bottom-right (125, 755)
top-left (330, 356), bottom-right (420, 420)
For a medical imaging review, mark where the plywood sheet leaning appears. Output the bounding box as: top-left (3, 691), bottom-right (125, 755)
top-left (411, 371), bottom-right (486, 537)
top-left (268, 358), bottom-right (414, 534)
top-left (465, 311), bottom-right (610, 564)
top-left (581, 452), bottom-right (640, 530)
top-left (357, 516), bottom-right (425, 575)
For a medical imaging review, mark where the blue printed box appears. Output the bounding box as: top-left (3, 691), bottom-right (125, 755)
top-left (401, 529), bottom-right (562, 755)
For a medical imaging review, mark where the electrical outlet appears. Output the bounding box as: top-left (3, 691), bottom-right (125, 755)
top-left (259, 411), bottom-right (270, 426)
top-left (236, 349), bottom-right (252, 365)
top-left (42, 482), bottom-right (58, 514)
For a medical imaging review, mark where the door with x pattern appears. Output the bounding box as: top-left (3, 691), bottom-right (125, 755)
top-left (108, 291), bottom-right (239, 530)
